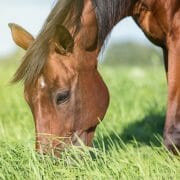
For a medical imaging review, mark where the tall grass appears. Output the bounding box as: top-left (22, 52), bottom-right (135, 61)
top-left (0, 59), bottom-right (179, 179)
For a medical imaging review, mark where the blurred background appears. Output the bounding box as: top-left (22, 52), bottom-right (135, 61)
top-left (0, 0), bottom-right (163, 66)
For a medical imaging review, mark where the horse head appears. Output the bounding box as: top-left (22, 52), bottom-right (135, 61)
top-left (9, 23), bottom-right (109, 155)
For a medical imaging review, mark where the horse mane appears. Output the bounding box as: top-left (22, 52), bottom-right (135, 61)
top-left (92, 0), bottom-right (133, 45)
top-left (12, 0), bottom-right (133, 86)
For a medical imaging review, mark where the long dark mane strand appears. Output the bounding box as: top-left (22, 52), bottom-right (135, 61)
top-left (12, 0), bottom-right (84, 86)
top-left (92, 0), bottom-right (135, 46)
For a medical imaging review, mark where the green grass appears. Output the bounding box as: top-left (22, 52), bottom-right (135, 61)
top-left (0, 58), bottom-right (180, 179)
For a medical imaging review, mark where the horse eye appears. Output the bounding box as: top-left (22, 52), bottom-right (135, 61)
top-left (56, 90), bottom-right (70, 105)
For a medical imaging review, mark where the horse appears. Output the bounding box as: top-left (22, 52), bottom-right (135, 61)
top-left (9, 0), bottom-right (180, 155)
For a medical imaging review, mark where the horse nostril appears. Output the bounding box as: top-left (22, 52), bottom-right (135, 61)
top-left (56, 90), bottom-right (70, 105)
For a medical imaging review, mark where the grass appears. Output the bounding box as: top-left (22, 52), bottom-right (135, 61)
top-left (0, 57), bottom-right (180, 179)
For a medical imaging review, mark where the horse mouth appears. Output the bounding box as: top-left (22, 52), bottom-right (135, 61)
top-left (71, 131), bottom-right (88, 146)
top-left (71, 127), bottom-right (96, 147)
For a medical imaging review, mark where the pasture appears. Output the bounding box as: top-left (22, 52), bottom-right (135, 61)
top-left (0, 55), bottom-right (179, 179)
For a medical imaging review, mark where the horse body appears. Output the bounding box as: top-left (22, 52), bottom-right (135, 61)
top-left (9, 0), bottom-right (180, 155)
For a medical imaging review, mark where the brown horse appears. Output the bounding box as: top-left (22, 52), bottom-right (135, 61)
top-left (9, 0), bottom-right (180, 154)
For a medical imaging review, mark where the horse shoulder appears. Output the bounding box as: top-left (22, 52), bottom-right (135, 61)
top-left (132, 0), bottom-right (168, 47)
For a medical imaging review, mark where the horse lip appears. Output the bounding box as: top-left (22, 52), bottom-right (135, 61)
top-left (71, 130), bottom-right (87, 146)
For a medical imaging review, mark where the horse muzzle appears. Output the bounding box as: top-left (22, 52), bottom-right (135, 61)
top-left (35, 128), bottom-right (96, 156)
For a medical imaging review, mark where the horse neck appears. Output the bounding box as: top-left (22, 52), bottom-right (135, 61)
top-left (73, 0), bottom-right (138, 52)
top-left (73, 0), bottom-right (99, 53)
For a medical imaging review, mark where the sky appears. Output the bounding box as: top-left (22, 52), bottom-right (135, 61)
top-left (0, 0), bottom-right (151, 58)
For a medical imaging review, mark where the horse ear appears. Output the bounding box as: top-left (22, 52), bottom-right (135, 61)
top-left (8, 23), bottom-right (35, 50)
top-left (54, 25), bottom-right (74, 54)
